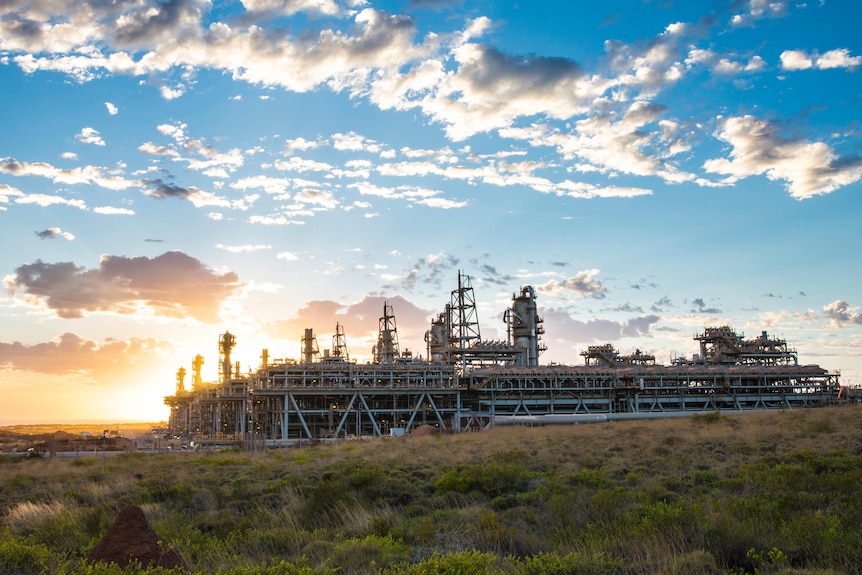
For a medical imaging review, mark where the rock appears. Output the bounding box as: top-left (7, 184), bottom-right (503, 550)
top-left (86, 505), bottom-right (187, 570)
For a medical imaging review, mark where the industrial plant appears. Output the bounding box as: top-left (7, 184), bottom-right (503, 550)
top-left (164, 272), bottom-right (845, 447)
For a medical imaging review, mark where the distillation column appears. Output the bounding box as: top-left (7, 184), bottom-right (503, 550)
top-left (505, 286), bottom-right (545, 367)
top-left (219, 332), bottom-right (236, 382)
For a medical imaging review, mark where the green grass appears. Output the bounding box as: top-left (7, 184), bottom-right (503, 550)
top-left (2, 407), bottom-right (862, 574)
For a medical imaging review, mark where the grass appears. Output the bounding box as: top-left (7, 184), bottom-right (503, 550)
top-left (2, 407), bottom-right (861, 574)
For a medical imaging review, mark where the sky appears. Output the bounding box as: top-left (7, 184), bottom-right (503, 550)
top-left (1, 0), bottom-right (861, 425)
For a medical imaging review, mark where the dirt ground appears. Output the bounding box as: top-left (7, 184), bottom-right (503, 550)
top-left (0, 423), bottom-right (161, 454)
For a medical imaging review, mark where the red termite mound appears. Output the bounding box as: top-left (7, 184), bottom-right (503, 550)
top-left (86, 505), bottom-right (188, 570)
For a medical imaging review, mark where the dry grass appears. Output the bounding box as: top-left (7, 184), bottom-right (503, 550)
top-left (3, 500), bottom-right (66, 533)
top-left (1, 406), bottom-right (860, 574)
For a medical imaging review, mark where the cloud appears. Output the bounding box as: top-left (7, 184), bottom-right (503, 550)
top-left (140, 122), bottom-right (244, 175)
top-left (36, 227), bottom-right (75, 240)
top-left (105, 101), bottom-right (118, 115)
top-left (537, 269), bottom-right (606, 299)
top-left (0, 332), bottom-right (169, 377)
top-left (780, 49), bottom-right (862, 71)
top-left (274, 157), bottom-right (334, 173)
top-left (294, 188), bottom-right (340, 209)
top-left (143, 178), bottom-right (247, 209)
top-left (651, 296), bottom-right (673, 313)
top-left (730, 0), bottom-right (788, 26)
top-left (0, 156), bottom-right (139, 190)
top-left (284, 137), bottom-right (322, 153)
top-left (15, 193), bottom-right (87, 209)
top-left (691, 298), bottom-right (721, 314)
top-left (93, 206), bottom-right (135, 215)
top-left (1, 0), bottom-right (860, 205)
top-left (400, 252), bottom-right (460, 292)
top-left (76, 127), bottom-right (105, 146)
top-left (823, 300), bottom-right (862, 327)
top-left (248, 214), bottom-right (306, 225)
top-left (264, 294), bottom-right (434, 356)
top-left (703, 115), bottom-right (862, 199)
top-left (433, 44), bottom-right (590, 139)
top-left (216, 244), bottom-right (272, 253)
top-left (242, 0), bottom-right (354, 19)
top-left (541, 307), bottom-right (660, 348)
top-left (5, 251), bottom-right (243, 323)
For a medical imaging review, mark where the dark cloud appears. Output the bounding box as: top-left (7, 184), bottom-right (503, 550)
top-left (630, 278), bottom-right (658, 290)
top-left (473, 262), bottom-right (514, 286)
top-left (6, 251), bottom-right (242, 322)
top-left (0, 157), bottom-right (25, 175)
top-left (459, 44), bottom-right (583, 94)
top-left (690, 297), bottom-right (721, 314)
top-left (35, 227), bottom-right (71, 240)
top-left (0, 332), bottom-right (168, 377)
top-left (622, 315), bottom-right (660, 337)
top-left (145, 178), bottom-right (195, 200)
top-left (651, 295), bottom-right (672, 313)
top-left (541, 307), bottom-right (660, 352)
top-left (400, 253), bottom-right (460, 292)
top-left (113, 0), bottom-right (204, 48)
top-left (610, 302), bottom-right (644, 314)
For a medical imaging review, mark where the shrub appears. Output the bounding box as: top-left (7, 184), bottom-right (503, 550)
top-left (381, 550), bottom-right (499, 575)
top-left (0, 531), bottom-right (58, 575)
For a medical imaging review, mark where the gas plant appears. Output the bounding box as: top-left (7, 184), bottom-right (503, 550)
top-left (165, 272), bottom-right (844, 447)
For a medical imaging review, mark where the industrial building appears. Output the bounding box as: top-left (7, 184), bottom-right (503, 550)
top-left (164, 272), bottom-right (844, 447)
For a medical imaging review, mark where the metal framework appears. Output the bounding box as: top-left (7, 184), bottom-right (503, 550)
top-left (165, 273), bottom-right (845, 447)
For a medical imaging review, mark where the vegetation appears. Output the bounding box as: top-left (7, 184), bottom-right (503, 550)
top-left (2, 407), bottom-right (861, 574)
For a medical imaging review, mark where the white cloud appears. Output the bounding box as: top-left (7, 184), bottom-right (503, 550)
top-left (216, 243), bottom-right (272, 253)
top-left (416, 197), bottom-right (467, 209)
top-left (781, 48), bottom-right (861, 71)
top-left (248, 214), bottom-right (305, 225)
top-left (105, 102), bottom-right (118, 115)
top-left (537, 269), bottom-right (607, 300)
top-left (15, 194), bottom-right (87, 209)
top-left (294, 188), bottom-right (339, 209)
top-left (76, 127), bottom-right (105, 146)
top-left (93, 206), bottom-right (135, 215)
top-left (816, 49), bottom-right (862, 70)
top-left (823, 300), bottom-right (862, 327)
top-left (274, 157), bottom-right (333, 173)
top-left (241, 0), bottom-right (352, 18)
top-left (703, 115), bottom-right (862, 199)
top-left (232, 176), bottom-right (292, 197)
top-left (0, 184), bottom-right (25, 204)
top-left (285, 137), bottom-right (322, 153)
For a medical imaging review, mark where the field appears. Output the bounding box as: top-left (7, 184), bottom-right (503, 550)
top-left (2, 407), bottom-right (861, 574)
top-left (0, 423), bottom-right (161, 456)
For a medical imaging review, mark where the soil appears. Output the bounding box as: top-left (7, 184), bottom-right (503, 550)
top-left (86, 505), bottom-right (188, 570)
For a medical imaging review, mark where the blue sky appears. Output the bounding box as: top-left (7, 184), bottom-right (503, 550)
top-left (1, 0), bottom-right (860, 424)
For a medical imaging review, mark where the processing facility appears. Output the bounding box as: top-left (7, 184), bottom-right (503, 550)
top-left (164, 272), bottom-right (844, 447)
